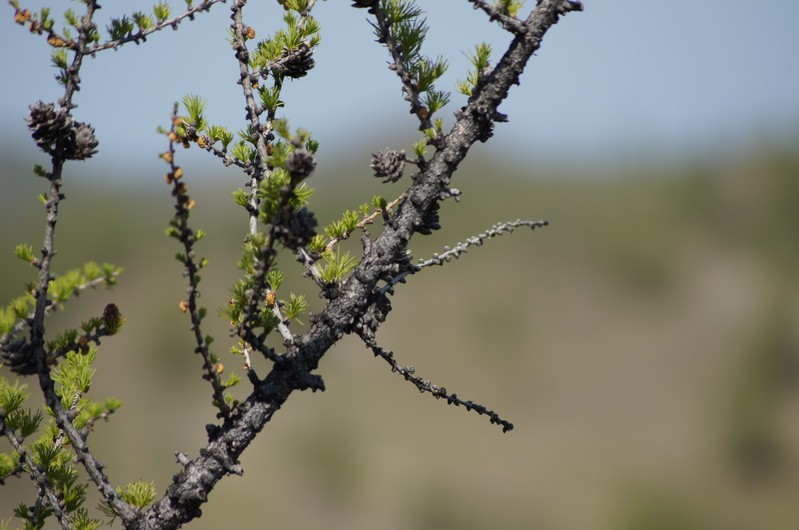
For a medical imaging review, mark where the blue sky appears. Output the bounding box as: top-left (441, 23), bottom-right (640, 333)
top-left (1, 0), bottom-right (798, 178)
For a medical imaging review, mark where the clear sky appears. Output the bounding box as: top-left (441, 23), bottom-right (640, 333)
top-left (1, 0), bottom-right (798, 178)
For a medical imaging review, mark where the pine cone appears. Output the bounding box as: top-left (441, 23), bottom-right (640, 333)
top-left (66, 121), bottom-right (99, 160)
top-left (370, 149), bottom-right (406, 183)
top-left (278, 42), bottom-right (315, 79)
top-left (27, 102), bottom-right (99, 160)
top-left (27, 101), bottom-right (73, 154)
top-left (285, 148), bottom-right (316, 182)
top-left (274, 206), bottom-right (318, 250)
top-left (0, 338), bottom-right (36, 375)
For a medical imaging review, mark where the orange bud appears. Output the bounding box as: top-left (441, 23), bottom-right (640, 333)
top-left (178, 300), bottom-right (189, 313)
top-left (214, 363), bottom-right (225, 374)
top-left (197, 135), bottom-right (208, 148)
top-left (265, 290), bottom-right (277, 308)
top-left (161, 151), bottom-right (173, 163)
top-left (173, 167), bottom-right (184, 180)
top-left (47, 35), bottom-right (65, 47)
top-left (14, 8), bottom-right (31, 24)
top-left (245, 26), bottom-right (256, 40)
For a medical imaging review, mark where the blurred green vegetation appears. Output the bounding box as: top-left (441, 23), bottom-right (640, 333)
top-left (1, 139), bottom-right (798, 529)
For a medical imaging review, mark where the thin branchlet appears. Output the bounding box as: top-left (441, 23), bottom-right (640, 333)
top-left (228, 1), bottom-right (303, 368)
top-left (1, 271), bottom-right (122, 364)
top-left (203, 141), bottom-right (249, 168)
top-left (468, 0), bottom-right (526, 34)
top-left (358, 330), bottom-right (515, 432)
top-left (368, 2), bottom-right (435, 132)
top-left (86, 0), bottom-right (227, 54)
top-left (379, 218), bottom-right (549, 294)
top-left (324, 194), bottom-right (406, 254)
top-left (163, 105), bottom-right (233, 419)
top-left (2, 427), bottom-right (74, 528)
top-left (229, 2), bottom-right (271, 234)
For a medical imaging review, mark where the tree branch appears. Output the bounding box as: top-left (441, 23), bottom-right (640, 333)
top-left (357, 330), bottom-right (515, 432)
top-left (467, 0), bottom-right (526, 34)
top-left (5, 0), bottom-right (582, 526)
top-left (25, 2), bottom-right (140, 524)
top-left (164, 107), bottom-right (232, 419)
top-left (2, 425), bottom-right (74, 529)
top-left (379, 218), bottom-right (549, 294)
top-left (85, 0), bottom-right (227, 54)
top-left (135, 3), bottom-right (581, 524)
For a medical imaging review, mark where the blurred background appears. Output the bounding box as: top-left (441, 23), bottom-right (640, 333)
top-left (2, 0), bottom-right (799, 528)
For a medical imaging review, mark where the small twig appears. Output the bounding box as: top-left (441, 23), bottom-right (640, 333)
top-left (294, 194), bottom-right (405, 289)
top-left (238, 327), bottom-right (283, 365)
top-left (164, 105), bottom-right (232, 419)
top-left (378, 218), bottom-right (548, 294)
top-left (85, 0), bottom-right (227, 54)
top-left (467, 0), bottom-right (526, 34)
top-left (369, 5), bottom-right (433, 131)
top-left (296, 247), bottom-right (325, 287)
top-left (358, 331), bottom-right (514, 433)
top-left (241, 345), bottom-right (253, 371)
top-left (229, 1), bottom-right (282, 360)
top-left (324, 194), bottom-right (405, 253)
top-left (1, 422), bottom-right (73, 529)
top-left (0, 271), bottom-right (121, 352)
top-left (202, 142), bottom-right (249, 169)
top-left (229, 1), bottom-right (273, 235)
top-left (270, 301), bottom-right (295, 347)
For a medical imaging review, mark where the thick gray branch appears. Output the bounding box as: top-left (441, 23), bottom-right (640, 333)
top-left (135, 1), bottom-right (580, 527)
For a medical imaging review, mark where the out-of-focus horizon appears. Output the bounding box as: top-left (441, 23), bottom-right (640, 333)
top-left (1, 1), bottom-right (798, 530)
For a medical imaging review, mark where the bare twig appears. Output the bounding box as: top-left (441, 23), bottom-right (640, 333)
top-left (357, 330), bottom-right (514, 432)
top-left (201, 141), bottom-right (249, 169)
top-left (378, 218), bottom-right (549, 294)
